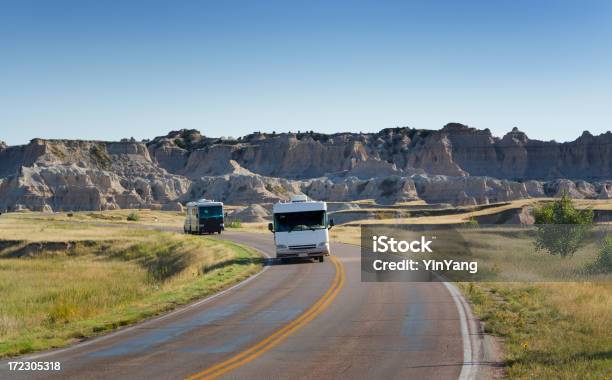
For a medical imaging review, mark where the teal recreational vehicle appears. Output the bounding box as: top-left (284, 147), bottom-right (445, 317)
top-left (184, 199), bottom-right (224, 234)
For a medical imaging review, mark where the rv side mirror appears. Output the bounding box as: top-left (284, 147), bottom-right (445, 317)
top-left (328, 219), bottom-right (334, 229)
top-left (268, 223), bottom-right (274, 232)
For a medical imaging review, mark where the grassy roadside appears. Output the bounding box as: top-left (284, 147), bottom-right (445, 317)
top-left (461, 282), bottom-right (611, 379)
top-left (0, 222), bottom-right (263, 358)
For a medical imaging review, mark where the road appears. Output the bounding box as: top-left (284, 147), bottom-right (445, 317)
top-left (0, 231), bottom-right (496, 380)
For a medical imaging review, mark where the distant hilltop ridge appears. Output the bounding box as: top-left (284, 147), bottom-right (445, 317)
top-left (146, 124), bottom-right (612, 180)
top-left (1, 123), bottom-right (612, 212)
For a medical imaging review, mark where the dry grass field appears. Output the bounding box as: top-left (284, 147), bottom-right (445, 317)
top-left (0, 212), bottom-right (262, 358)
top-left (345, 198), bottom-right (612, 225)
top-left (462, 282), bottom-right (611, 379)
top-left (0, 209), bottom-right (186, 240)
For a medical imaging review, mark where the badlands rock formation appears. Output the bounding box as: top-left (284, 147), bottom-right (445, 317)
top-left (229, 204), bottom-right (271, 223)
top-left (1, 124), bottom-right (611, 211)
top-left (0, 139), bottom-right (189, 212)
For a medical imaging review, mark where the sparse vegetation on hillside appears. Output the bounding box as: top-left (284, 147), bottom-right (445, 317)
top-left (173, 138), bottom-right (187, 149)
top-left (89, 144), bottom-right (112, 170)
top-left (265, 183), bottom-right (288, 195)
top-left (49, 145), bottom-right (67, 160)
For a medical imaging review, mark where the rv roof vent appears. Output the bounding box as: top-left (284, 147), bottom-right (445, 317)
top-left (290, 194), bottom-right (309, 203)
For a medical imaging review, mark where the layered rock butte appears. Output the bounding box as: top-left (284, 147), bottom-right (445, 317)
top-left (1, 123), bottom-right (612, 212)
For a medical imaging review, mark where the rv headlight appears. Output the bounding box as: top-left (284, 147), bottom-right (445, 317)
top-left (276, 244), bottom-right (287, 249)
top-left (317, 242), bottom-right (328, 247)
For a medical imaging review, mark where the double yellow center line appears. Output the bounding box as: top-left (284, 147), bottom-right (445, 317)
top-left (185, 255), bottom-right (346, 380)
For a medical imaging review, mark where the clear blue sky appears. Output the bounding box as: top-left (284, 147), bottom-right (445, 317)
top-left (1, 0), bottom-right (611, 145)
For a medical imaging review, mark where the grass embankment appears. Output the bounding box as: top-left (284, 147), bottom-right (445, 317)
top-left (0, 213), bottom-right (263, 358)
top-left (462, 282), bottom-right (611, 379)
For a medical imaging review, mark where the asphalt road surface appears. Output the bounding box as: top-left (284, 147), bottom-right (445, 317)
top-left (0, 231), bottom-right (495, 380)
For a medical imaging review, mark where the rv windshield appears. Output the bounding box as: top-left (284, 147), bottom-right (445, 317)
top-left (274, 211), bottom-right (326, 232)
top-left (199, 205), bottom-right (223, 219)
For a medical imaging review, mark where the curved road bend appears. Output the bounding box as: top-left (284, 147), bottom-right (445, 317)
top-left (1, 231), bottom-right (485, 380)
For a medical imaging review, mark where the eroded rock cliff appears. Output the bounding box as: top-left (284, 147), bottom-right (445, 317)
top-left (148, 124), bottom-right (612, 181)
top-left (1, 124), bottom-right (611, 211)
top-left (0, 139), bottom-right (189, 212)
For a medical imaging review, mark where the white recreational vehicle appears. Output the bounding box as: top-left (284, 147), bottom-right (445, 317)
top-left (184, 199), bottom-right (225, 234)
top-left (268, 195), bottom-right (334, 262)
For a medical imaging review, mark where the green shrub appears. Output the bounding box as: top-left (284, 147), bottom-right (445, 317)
top-left (533, 193), bottom-right (593, 257)
top-left (126, 212), bottom-right (140, 222)
top-left (227, 219), bottom-right (242, 228)
top-left (173, 138), bottom-right (186, 149)
top-left (465, 217), bottom-right (479, 227)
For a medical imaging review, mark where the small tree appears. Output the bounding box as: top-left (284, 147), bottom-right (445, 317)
top-left (533, 193), bottom-right (594, 257)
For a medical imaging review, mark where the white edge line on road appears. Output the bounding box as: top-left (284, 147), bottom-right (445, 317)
top-left (2, 244), bottom-right (271, 364)
top-left (430, 271), bottom-right (478, 380)
top-left (441, 280), bottom-right (475, 380)
top-left (338, 241), bottom-right (479, 380)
